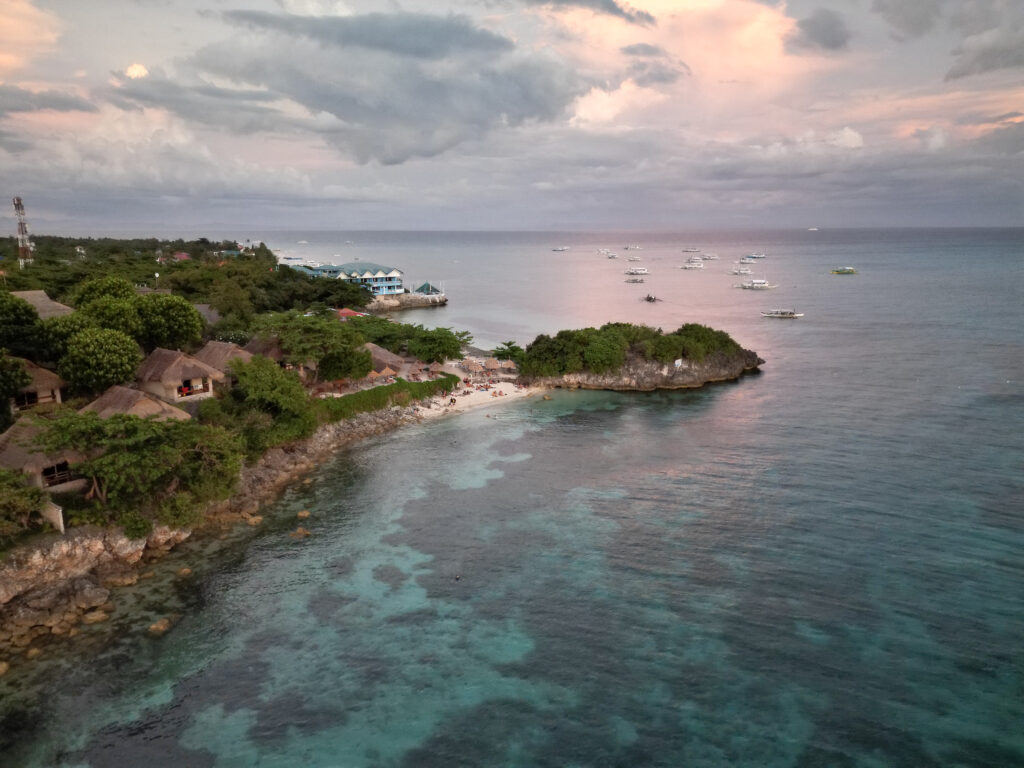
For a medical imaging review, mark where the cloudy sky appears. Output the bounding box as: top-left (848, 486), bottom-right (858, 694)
top-left (1, 0), bottom-right (1022, 233)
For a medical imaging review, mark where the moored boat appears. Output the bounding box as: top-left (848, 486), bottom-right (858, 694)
top-left (625, 266), bottom-right (649, 275)
top-left (761, 309), bottom-right (803, 318)
top-left (740, 279), bottom-right (777, 290)
top-left (831, 266), bottom-right (857, 274)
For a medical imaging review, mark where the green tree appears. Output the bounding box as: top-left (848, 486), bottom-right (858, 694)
top-left (70, 275), bottom-right (137, 307)
top-left (0, 350), bottom-right (31, 431)
top-left (406, 327), bottom-right (465, 363)
top-left (135, 293), bottom-right (203, 351)
top-left (80, 295), bottom-right (142, 339)
top-left (37, 411), bottom-right (242, 535)
top-left (251, 311), bottom-right (369, 382)
top-left (0, 291), bottom-right (42, 359)
top-left (39, 313), bottom-right (97, 362)
top-left (0, 468), bottom-right (46, 544)
top-left (58, 328), bottom-right (141, 394)
top-left (493, 340), bottom-right (524, 364)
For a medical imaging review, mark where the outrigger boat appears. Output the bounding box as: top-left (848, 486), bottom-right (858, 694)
top-left (831, 266), bottom-right (857, 274)
top-left (739, 279), bottom-right (777, 290)
top-left (761, 309), bottom-right (803, 318)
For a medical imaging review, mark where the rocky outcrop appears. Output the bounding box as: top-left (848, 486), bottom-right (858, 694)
top-left (522, 349), bottom-right (763, 391)
top-left (219, 406), bottom-right (423, 520)
top-left (0, 526), bottom-right (191, 656)
top-left (366, 293), bottom-right (447, 313)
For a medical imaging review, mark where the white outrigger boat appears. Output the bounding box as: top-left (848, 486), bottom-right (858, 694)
top-left (625, 266), bottom-right (649, 275)
top-left (731, 266), bottom-right (752, 275)
top-left (739, 278), bottom-right (777, 290)
top-left (761, 309), bottom-right (803, 318)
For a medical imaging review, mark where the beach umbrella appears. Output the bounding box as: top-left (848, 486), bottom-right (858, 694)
top-left (428, 362), bottom-right (444, 373)
top-left (501, 360), bottom-right (517, 370)
top-left (465, 361), bottom-right (483, 373)
top-left (484, 358), bottom-right (501, 370)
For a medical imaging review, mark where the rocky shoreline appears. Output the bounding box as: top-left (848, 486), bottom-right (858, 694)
top-left (365, 293), bottom-right (447, 313)
top-left (522, 349), bottom-right (764, 391)
top-left (0, 350), bottom-right (762, 673)
top-left (0, 404), bottom-right (429, 671)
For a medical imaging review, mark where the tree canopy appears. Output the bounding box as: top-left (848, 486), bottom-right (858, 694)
top-left (0, 350), bottom-right (31, 431)
top-left (0, 468), bottom-right (46, 545)
top-left (519, 322), bottom-right (741, 377)
top-left (0, 291), bottom-right (42, 360)
top-left (37, 410), bottom-right (243, 537)
top-left (58, 328), bottom-right (142, 394)
top-left (251, 311), bottom-right (371, 382)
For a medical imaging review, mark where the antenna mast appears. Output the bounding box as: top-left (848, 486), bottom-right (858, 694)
top-left (12, 197), bottom-right (35, 268)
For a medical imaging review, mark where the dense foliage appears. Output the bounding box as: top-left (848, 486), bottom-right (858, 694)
top-left (316, 374), bottom-right (460, 421)
top-left (250, 311), bottom-right (372, 382)
top-left (520, 322), bottom-right (741, 377)
top-left (0, 468), bottom-right (46, 544)
top-left (0, 291), bottom-right (41, 360)
top-left (346, 315), bottom-right (470, 363)
top-left (0, 351), bottom-right (31, 431)
top-left (135, 293), bottom-right (204, 350)
top-left (58, 328), bottom-right (142, 394)
top-left (37, 411), bottom-right (243, 537)
top-left (198, 357), bottom-right (318, 456)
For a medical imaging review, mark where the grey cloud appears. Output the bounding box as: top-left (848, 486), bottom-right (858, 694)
top-left (970, 121), bottom-right (1024, 155)
top-left (871, 0), bottom-right (945, 39)
top-left (946, 24), bottom-right (1024, 80)
top-left (223, 10), bottom-right (514, 59)
top-left (620, 43), bottom-right (666, 57)
top-left (182, 29), bottom-right (587, 164)
top-left (0, 85), bottom-right (97, 117)
top-left (786, 8), bottom-right (851, 52)
top-left (627, 59), bottom-right (689, 86)
top-left (520, 0), bottom-right (655, 27)
top-left (104, 74), bottom-right (284, 134)
top-left (955, 111), bottom-right (1023, 126)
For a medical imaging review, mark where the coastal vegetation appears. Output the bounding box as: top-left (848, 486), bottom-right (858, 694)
top-left (345, 315), bottom-right (470, 363)
top-left (519, 322), bottom-right (742, 377)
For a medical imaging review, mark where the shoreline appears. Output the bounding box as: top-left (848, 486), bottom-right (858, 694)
top-left (0, 351), bottom-right (759, 672)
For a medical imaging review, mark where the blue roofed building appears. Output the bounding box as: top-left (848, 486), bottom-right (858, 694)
top-left (290, 262), bottom-right (404, 296)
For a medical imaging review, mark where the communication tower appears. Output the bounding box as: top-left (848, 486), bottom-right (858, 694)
top-left (13, 196), bottom-right (34, 268)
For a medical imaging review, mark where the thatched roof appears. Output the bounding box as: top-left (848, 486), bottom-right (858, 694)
top-left (363, 342), bottom-right (405, 371)
top-left (0, 421), bottom-right (82, 475)
top-left (464, 361), bottom-right (484, 373)
top-left (81, 385), bottom-right (190, 421)
top-left (193, 341), bottom-right (252, 373)
top-left (484, 357), bottom-right (501, 370)
top-left (12, 358), bottom-right (64, 392)
top-left (378, 366), bottom-right (398, 377)
top-left (428, 362), bottom-right (444, 373)
top-left (136, 348), bottom-right (225, 384)
top-left (500, 360), bottom-right (518, 370)
top-left (243, 335), bottom-right (286, 362)
top-left (10, 290), bottom-right (73, 320)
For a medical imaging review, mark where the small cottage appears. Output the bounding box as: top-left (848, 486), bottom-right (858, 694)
top-left (0, 421), bottom-right (85, 493)
top-left (11, 359), bottom-right (66, 412)
top-left (136, 348), bottom-right (225, 403)
top-left (193, 340), bottom-right (253, 375)
top-left (10, 290), bottom-right (73, 320)
top-left (80, 385), bottom-right (191, 421)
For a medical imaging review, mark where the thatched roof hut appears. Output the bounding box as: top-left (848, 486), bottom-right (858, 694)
top-left (363, 342), bottom-right (406, 372)
top-left (193, 341), bottom-right (253, 374)
top-left (81, 386), bottom-right (190, 421)
top-left (484, 357), bottom-right (501, 370)
top-left (10, 291), bottom-right (73, 319)
top-left (137, 348), bottom-right (225, 386)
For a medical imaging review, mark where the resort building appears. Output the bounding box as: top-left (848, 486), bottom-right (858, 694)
top-left (291, 262), bottom-right (404, 296)
top-left (80, 385), bottom-right (191, 421)
top-left (193, 341), bottom-right (253, 376)
top-left (10, 290), bottom-right (73, 320)
top-left (136, 348), bottom-right (225, 403)
top-left (0, 421), bottom-right (85, 494)
top-left (10, 359), bottom-right (66, 413)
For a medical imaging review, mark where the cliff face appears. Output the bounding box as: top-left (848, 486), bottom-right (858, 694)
top-left (523, 349), bottom-right (763, 391)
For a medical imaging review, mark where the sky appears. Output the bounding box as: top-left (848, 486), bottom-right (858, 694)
top-left (1, 0), bottom-right (1022, 234)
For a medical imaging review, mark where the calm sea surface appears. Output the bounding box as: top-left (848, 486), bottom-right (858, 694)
top-left (2, 229), bottom-right (1022, 767)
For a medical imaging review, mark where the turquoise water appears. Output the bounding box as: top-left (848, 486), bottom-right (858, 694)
top-left (2, 229), bottom-right (1022, 766)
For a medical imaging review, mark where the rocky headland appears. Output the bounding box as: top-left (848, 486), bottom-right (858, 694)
top-left (522, 348), bottom-right (763, 391)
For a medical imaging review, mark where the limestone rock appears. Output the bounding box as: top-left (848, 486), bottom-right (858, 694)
top-left (81, 610), bottom-right (109, 625)
top-left (75, 583), bottom-right (111, 610)
top-left (246, 516), bottom-right (263, 527)
top-left (148, 618), bottom-right (172, 636)
top-left (0, 660), bottom-right (9, 676)
top-left (289, 527), bottom-right (311, 539)
top-left (177, 567), bottom-right (193, 578)
top-left (25, 647), bottom-right (42, 660)
top-left (297, 509), bottom-right (311, 519)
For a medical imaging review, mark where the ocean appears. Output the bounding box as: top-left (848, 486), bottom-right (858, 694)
top-left (2, 229), bottom-right (1022, 767)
